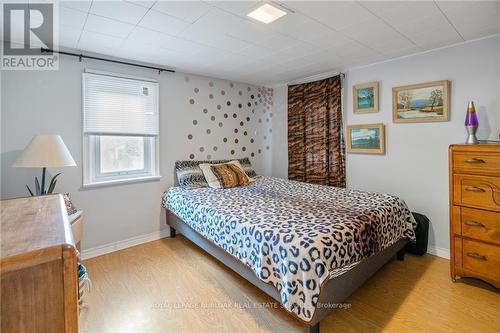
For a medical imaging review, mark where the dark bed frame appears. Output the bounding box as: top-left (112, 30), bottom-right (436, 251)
top-left (166, 210), bottom-right (406, 333)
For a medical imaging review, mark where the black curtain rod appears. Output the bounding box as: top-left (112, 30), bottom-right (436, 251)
top-left (40, 48), bottom-right (175, 73)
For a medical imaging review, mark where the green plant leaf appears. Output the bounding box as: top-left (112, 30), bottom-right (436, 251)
top-left (47, 173), bottom-right (61, 194)
top-left (26, 185), bottom-right (34, 196)
top-left (35, 177), bottom-right (41, 195)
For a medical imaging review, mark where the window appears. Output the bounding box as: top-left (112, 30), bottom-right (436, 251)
top-left (83, 70), bottom-right (159, 186)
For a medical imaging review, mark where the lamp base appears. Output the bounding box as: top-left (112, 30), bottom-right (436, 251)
top-left (465, 126), bottom-right (479, 144)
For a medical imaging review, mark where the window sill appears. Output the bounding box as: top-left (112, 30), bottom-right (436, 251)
top-left (82, 175), bottom-right (162, 189)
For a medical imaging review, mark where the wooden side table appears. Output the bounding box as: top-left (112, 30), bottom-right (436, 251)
top-left (68, 210), bottom-right (83, 252)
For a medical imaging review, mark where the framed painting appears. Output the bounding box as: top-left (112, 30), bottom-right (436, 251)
top-left (346, 123), bottom-right (385, 154)
top-left (353, 82), bottom-right (379, 113)
top-left (393, 80), bottom-right (450, 123)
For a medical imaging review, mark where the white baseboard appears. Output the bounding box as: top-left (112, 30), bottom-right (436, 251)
top-left (427, 245), bottom-right (450, 259)
top-left (81, 228), bottom-right (171, 260)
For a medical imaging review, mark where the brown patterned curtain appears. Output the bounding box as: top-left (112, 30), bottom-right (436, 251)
top-left (288, 75), bottom-right (345, 187)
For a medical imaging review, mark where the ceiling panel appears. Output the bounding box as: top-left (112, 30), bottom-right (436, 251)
top-left (44, 1), bottom-right (500, 85)
top-left (90, 1), bottom-right (149, 25)
top-left (84, 14), bottom-right (135, 39)
top-left (152, 1), bottom-right (212, 23)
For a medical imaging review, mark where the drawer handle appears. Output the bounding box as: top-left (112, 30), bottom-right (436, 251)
top-left (466, 252), bottom-right (487, 261)
top-left (465, 158), bottom-right (485, 164)
top-left (465, 186), bottom-right (485, 192)
top-left (465, 220), bottom-right (485, 228)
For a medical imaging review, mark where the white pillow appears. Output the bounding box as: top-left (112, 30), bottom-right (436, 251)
top-left (199, 160), bottom-right (254, 189)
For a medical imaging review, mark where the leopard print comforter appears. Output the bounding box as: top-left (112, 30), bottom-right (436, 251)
top-left (164, 177), bottom-right (416, 322)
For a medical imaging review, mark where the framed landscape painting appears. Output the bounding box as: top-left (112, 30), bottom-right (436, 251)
top-left (346, 123), bottom-right (385, 154)
top-left (393, 80), bottom-right (450, 123)
top-left (353, 82), bottom-right (379, 113)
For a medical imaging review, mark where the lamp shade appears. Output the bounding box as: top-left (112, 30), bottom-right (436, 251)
top-left (13, 135), bottom-right (76, 168)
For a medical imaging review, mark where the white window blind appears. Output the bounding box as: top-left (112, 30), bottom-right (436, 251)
top-left (83, 72), bottom-right (159, 136)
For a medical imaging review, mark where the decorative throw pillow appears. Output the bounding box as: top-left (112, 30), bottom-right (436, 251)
top-left (175, 158), bottom-right (257, 189)
top-left (210, 163), bottom-right (250, 189)
top-left (199, 160), bottom-right (252, 189)
top-left (63, 193), bottom-right (77, 215)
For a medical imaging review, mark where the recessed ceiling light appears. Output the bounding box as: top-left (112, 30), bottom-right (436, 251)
top-left (247, 3), bottom-right (287, 24)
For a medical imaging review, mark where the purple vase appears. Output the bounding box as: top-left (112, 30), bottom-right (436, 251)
top-left (464, 101), bottom-right (478, 144)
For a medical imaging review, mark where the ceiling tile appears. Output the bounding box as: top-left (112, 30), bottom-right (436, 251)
top-left (437, 1), bottom-right (500, 40)
top-left (90, 1), bottom-right (149, 24)
top-left (78, 31), bottom-right (123, 52)
top-left (287, 1), bottom-right (375, 30)
top-left (58, 26), bottom-right (82, 49)
top-left (152, 1), bottom-right (212, 23)
top-left (213, 1), bottom-right (260, 16)
top-left (84, 14), bottom-right (135, 39)
top-left (138, 9), bottom-right (191, 36)
top-left (125, 1), bottom-right (156, 9)
top-left (60, 1), bottom-right (92, 13)
top-left (59, 5), bottom-right (88, 30)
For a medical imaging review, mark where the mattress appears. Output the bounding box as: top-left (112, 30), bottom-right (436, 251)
top-left (164, 176), bottom-right (416, 322)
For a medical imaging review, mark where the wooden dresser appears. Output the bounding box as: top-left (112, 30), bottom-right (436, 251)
top-left (1, 194), bottom-right (79, 332)
top-left (449, 144), bottom-right (500, 288)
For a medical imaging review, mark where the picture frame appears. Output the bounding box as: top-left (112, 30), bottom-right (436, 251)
top-left (392, 80), bottom-right (450, 123)
top-left (353, 82), bottom-right (379, 113)
top-left (346, 123), bottom-right (385, 154)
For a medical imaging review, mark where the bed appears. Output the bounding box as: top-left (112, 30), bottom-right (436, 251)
top-left (163, 175), bottom-right (416, 333)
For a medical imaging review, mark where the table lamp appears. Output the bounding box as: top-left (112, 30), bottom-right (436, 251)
top-left (13, 134), bottom-right (76, 196)
top-left (464, 101), bottom-right (479, 144)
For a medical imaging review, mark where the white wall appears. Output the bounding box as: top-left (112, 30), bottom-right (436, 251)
top-left (1, 55), bottom-right (273, 252)
top-left (272, 36), bottom-right (500, 257)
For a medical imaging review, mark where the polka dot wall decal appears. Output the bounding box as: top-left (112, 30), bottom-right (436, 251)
top-left (258, 94), bottom-right (261, 98)
top-left (264, 135), bottom-right (267, 140)
top-left (234, 128), bottom-right (238, 133)
top-left (221, 90), bottom-right (225, 95)
top-left (242, 147), bottom-right (246, 151)
top-left (194, 88), bottom-right (199, 93)
top-left (230, 149), bottom-right (235, 155)
top-left (251, 94), bottom-right (254, 99)
top-left (259, 119), bottom-right (262, 123)
top-left (247, 87), bottom-right (251, 91)
top-left (189, 99), bottom-right (195, 104)
top-left (189, 154), bottom-right (195, 159)
top-left (251, 152), bottom-right (255, 157)
top-left (193, 120), bottom-right (198, 125)
top-left (209, 81), bottom-right (214, 87)
top-left (218, 122), bottom-right (223, 127)
top-left (258, 149), bottom-right (262, 153)
top-left (238, 91), bottom-right (242, 96)
top-left (224, 113), bottom-right (228, 118)
top-left (213, 146), bottom-right (218, 151)
top-left (267, 146), bottom-right (270, 150)
top-left (207, 154), bottom-right (212, 160)
top-left (269, 128), bottom-right (272, 133)
top-left (243, 131), bottom-right (247, 136)
top-left (217, 104), bottom-right (222, 110)
top-left (247, 102), bottom-right (251, 107)
top-left (209, 94), bottom-right (214, 99)
top-left (211, 116), bottom-right (215, 121)
top-left (206, 129), bottom-right (211, 134)
top-left (227, 101), bottom-right (231, 106)
top-left (235, 139), bottom-right (239, 144)
top-left (184, 76), bottom-right (190, 82)
top-left (223, 138), bottom-right (228, 142)
top-left (188, 134), bottom-right (193, 140)
top-left (238, 103), bottom-right (242, 108)
top-left (230, 82), bottom-right (234, 88)
top-left (246, 117), bottom-right (250, 121)
top-left (250, 138), bottom-right (254, 143)
top-left (203, 108), bottom-right (208, 114)
top-left (233, 113), bottom-right (237, 118)
top-left (200, 147), bottom-right (205, 152)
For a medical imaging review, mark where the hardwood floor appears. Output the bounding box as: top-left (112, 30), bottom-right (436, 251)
top-left (81, 237), bottom-right (500, 333)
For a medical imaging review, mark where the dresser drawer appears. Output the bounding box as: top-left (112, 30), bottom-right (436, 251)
top-left (453, 174), bottom-right (500, 211)
top-left (453, 152), bottom-right (500, 176)
top-left (462, 239), bottom-right (500, 282)
top-left (461, 208), bottom-right (500, 245)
